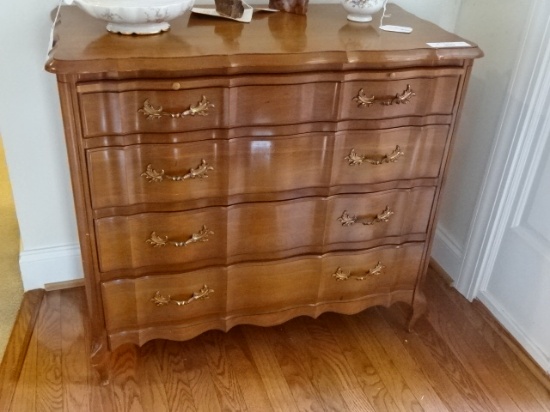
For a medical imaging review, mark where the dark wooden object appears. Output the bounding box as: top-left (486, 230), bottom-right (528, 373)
top-left (215, 0), bottom-right (245, 18)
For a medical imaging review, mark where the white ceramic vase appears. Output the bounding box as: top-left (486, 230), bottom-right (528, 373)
top-left (340, 0), bottom-right (386, 23)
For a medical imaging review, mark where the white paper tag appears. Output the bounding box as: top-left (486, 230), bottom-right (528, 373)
top-left (427, 41), bottom-right (472, 48)
top-left (380, 25), bottom-right (412, 34)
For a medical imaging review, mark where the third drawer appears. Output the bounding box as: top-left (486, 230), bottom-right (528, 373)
top-left (95, 187), bottom-right (435, 275)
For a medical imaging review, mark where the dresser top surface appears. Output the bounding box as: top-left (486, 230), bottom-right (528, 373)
top-left (46, 4), bottom-right (482, 76)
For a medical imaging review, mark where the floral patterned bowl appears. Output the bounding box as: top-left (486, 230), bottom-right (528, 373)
top-left (64, 0), bottom-right (195, 35)
top-left (340, 0), bottom-right (386, 23)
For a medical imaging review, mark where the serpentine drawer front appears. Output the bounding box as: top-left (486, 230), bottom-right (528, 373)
top-left (102, 243), bottom-right (424, 348)
top-left (46, 4), bottom-right (482, 381)
top-left (95, 187), bottom-right (434, 275)
top-left (87, 125), bottom-right (449, 209)
top-left (77, 70), bottom-right (460, 137)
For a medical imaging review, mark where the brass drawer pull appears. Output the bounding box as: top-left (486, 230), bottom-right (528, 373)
top-left (151, 285), bottom-right (214, 307)
top-left (138, 96), bottom-right (214, 119)
top-left (338, 206), bottom-right (394, 226)
top-left (353, 84), bottom-right (415, 107)
top-left (141, 159), bottom-right (214, 183)
top-left (345, 145), bottom-right (404, 166)
top-left (146, 225), bottom-right (214, 248)
top-left (332, 262), bottom-right (385, 281)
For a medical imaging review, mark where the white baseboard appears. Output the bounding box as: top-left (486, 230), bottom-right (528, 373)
top-left (431, 225), bottom-right (464, 284)
top-left (19, 243), bottom-right (84, 291)
top-left (478, 290), bottom-right (550, 375)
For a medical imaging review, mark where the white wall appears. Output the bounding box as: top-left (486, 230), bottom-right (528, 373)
top-left (0, 0), bottom-right (83, 290)
top-left (390, 0), bottom-right (462, 32)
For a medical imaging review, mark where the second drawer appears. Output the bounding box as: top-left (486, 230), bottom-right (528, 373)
top-left (87, 125), bottom-right (449, 210)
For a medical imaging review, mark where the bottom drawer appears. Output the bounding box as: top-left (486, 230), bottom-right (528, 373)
top-left (102, 243), bottom-right (425, 346)
top-left (227, 243), bottom-right (424, 316)
top-left (102, 267), bottom-right (227, 334)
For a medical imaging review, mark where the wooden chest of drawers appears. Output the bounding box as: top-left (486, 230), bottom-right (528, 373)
top-left (46, 4), bottom-right (482, 381)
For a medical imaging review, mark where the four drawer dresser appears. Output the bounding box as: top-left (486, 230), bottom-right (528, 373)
top-left (46, 4), bottom-right (482, 381)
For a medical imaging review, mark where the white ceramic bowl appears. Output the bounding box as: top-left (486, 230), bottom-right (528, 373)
top-left (65, 0), bottom-right (195, 35)
top-left (340, 0), bottom-right (386, 23)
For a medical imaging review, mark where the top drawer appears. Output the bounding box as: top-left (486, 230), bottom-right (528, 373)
top-left (79, 85), bottom-right (226, 138)
top-left (339, 75), bottom-right (460, 120)
top-left (77, 70), bottom-right (461, 138)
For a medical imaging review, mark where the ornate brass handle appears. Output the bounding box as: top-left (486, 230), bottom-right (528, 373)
top-left (138, 96), bottom-right (214, 119)
top-left (146, 225), bottom-right (214, 248)
top-left (151, 285), bottom-right (214, 306)
top-left (338, 206), bottom-right (394, 226)
top-left (332, 262), bottom-right (385, 281)
top-left (141, 159), bottom-right (214, 183)
top-left (345, 146), bottom-right (404, 166)
top-left (353, 84), bottom-right (415, 107)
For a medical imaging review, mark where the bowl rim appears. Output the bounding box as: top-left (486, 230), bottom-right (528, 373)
top-left (75, 0), bottom-right (193, 8)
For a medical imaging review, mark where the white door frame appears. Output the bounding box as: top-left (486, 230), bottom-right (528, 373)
top-left (455, 0), bottom-right (550, 300)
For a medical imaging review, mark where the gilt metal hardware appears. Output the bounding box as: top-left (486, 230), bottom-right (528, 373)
top-left (353, 84), bottom-right (416, 107)
top-left (338, 206), bottom-right (394, 226)
top-left (332, 262), bottom-right (385, 281)
top-left (141, 159), bottom-right (214, 183)
top-left (345, 145), bottom-right (404, 166)
top-left (138, 96), bottom-right (214, 119)
top-left (146, 225), bottom-right (214, 248)
top-left (151, 285), bottom-right (214, 306)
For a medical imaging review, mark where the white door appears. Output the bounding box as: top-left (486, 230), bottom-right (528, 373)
top-left (456, 0), bottom-right (550, 373)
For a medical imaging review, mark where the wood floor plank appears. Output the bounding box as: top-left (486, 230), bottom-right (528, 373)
top-left (0, 289), bottom-right (44, 412)
top-left (241, 325), bottom-right (300, 412)
top-left (343, 310), bottom-right (425, 411)
top-left (431, 269), bottom-right (550, 409)
top-left (289, 316), bottom-right (375, 411)
top-left (78, 290), bottom-right (116, 412)
top-left (471, 299), bottom-right (550, 406)
top-left (136, 340), bottom-right (171, 412)
top-left (341, 388), bottom-right (378, 412)
top-left (259, 322), bottom-right (327, 411)
top-left (320, 312), bottom-right (402, 412)
top-left (35, 290), bottom-right (63, 412)
top-left (109, 344), bottom-right (144, 412)
top-left (159, 340), bottom-right (197, 412)
top-left (424, 272), bottom-right (546, 412)
top-left (178, 335), bottom-right (223, 412)
top-left (198, 330), bottom-right (250, 411)
top-left (61, 287), bottom-right (92, 411)
top-left (365, 307), bottom-right (452, 411)
top-left (382, 303), bottom-right (496, 412)
top-left (283, 318), bottom-right (349, 411)
top-left (301, 316), bottom-right (361, 393)
top-left (429, 273), bottom-right (550, 411)
top-left (219, 327), bottom-right (274, 411)
top-left (10, 301), bottom-right (40, 412)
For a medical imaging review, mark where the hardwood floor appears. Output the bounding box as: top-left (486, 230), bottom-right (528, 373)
top-left (1, 267), bottom-right (549, 411)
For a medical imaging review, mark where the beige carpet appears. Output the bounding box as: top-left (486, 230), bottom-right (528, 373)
top-left (0, 136), bottom-right (24, 362)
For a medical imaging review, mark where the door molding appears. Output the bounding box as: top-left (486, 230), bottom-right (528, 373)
top-left (455, 0), bottom-right (550, 299)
